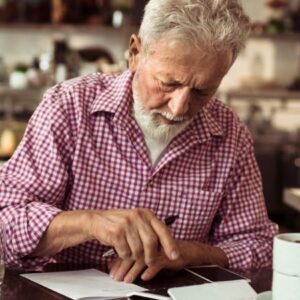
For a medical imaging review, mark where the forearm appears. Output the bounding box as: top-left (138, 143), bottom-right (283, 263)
top-left (31, 210), bottom-right (92, 257)
top-left (186, 241), bottom-right (229, 267)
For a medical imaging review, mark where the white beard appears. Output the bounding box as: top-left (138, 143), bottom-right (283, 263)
top-left (132, 91), bottom-right (192, 145)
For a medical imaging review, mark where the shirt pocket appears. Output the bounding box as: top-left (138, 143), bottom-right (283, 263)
top-left (170, 188), bottom-right (223, 241)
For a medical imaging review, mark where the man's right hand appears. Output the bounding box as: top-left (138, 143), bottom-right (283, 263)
top-left (32, 208), bottom-right (179, 266)
top-left (88, 208), bottom-right (179, 265)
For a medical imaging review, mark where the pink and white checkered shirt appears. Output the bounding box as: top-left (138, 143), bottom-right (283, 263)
top-left (0, 70), bottom-right (277, 270)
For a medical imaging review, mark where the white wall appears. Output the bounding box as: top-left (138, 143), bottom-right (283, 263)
top-left (241, 0), bottom-right (270, 22)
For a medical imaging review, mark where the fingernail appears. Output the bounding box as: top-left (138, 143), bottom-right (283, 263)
top-left (124, 275), bottom-right (133, 283)
top-left (116, 274), bottom-right (123, 281)
top-left (141, 272), bottom-right (149, 281)
top-left (171, 250), bottom-right (179, 260)
top-left (109, 272), bottom-right (115, 279)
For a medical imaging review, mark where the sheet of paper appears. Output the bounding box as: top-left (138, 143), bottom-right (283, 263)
top-left (21, 268), bottom-right (146, 300)
top-left (168, 279), bottom-right (257, 300)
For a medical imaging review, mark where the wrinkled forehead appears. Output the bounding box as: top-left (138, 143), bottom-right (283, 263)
top-left (144, 34), bottom-right (233, 56)
top-left (146, 37), bottom-right (233, 65)
top-left (143, 38), bottom-right (234, 87)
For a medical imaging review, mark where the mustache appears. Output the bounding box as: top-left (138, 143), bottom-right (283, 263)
top-left (150, 109), bottom-right (191, 123)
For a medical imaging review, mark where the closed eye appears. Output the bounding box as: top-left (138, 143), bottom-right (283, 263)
top-left (159, 81), bottom-right (181, 91)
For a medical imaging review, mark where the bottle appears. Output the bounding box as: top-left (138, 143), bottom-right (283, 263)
top-left (27, 57), bottom-right (45, 88)
top-left (51, 0), bottom-right (65, 24)
top-left (0, 56), bottom-right (7, 83)
top-left (289, 3), bottom-right (300, 32)
top-left (111, 0), bottom-right (133, 28)
top-left (0, 0), bottom-right (5, 10)
top-left (265, 0), bottom-right (288, 34)
top-left (9, 63), bottom-right (28, 89)
top-left (53, 36), bottom-right (69, 83)
top-left (0, 128), bottom-right (17, 159)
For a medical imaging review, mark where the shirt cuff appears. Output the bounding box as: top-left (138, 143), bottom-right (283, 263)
top-left (218, 243), bottom-right (253, 269)
top-left (5, 202), bottom-right (62, 270)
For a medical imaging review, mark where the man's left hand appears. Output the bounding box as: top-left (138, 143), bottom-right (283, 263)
top-left (108, 240), bottom-right (194, 283)
top-left (108, 240), bottom-right (229, 283)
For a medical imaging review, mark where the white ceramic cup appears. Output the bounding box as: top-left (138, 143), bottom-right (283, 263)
top-left (272, 271), bottom-right (300, 300)
top-left (272, 233), bottom-right (300, 300)
top-left (273, 233), bottom-right (300, 276)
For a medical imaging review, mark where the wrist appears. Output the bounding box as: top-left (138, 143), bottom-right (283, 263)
top-left (186, 241), bottom-right (229, 267)
top-left (83, 210), bottom-right (98, 241)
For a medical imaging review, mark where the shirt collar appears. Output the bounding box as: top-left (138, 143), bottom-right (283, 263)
top-left (203, 97), bottom-right (224, 136)
top-left (191, 97), bottom-right (224, 143)
top-left (91, 70), bottom-right (134, 116)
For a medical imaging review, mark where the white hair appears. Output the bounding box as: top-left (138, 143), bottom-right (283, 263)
top-left (138, 0), bottom-right (250, 57)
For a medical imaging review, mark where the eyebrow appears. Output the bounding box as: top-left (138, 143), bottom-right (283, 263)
top-left (164, 80), bottom-right (217, 92)
top-left (156, 75), bottom-right (218, 92)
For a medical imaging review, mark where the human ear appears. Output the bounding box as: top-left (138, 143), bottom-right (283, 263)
top-left (128, 34), bottom-right (142, 72)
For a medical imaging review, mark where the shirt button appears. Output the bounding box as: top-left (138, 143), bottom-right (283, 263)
top-left (148, 180), bottom-right (155, 188)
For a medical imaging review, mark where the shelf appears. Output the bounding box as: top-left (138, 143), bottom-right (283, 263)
top-left (0, 85), bottom-right (46, 102)
top-left (0, 85), bottom-right (47, 94)
top-left (0, 85), bottom-right (46, 113)
top-left (250, 32), bottom-right (300, 42)
top-left (0, 23), bottom-right (138, 34)
top-left (224, 88), bottom-right (300, 103)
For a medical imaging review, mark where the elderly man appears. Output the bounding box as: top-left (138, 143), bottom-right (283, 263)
top-left (0, 0), bottom-right (276, 283)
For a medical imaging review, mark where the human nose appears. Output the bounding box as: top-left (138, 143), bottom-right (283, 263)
top-left (168, 87), bottom-right (190, 117)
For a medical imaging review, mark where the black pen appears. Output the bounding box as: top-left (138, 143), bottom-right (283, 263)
top-left (164, 214), bottom-right (179, 226)
top-left (102, 214), bottom-right (179, 257)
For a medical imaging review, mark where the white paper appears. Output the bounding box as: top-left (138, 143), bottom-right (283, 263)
top-left (168, 280), bottom-right (257, 300)
top-left (21, 268), bottom-right (146, 300)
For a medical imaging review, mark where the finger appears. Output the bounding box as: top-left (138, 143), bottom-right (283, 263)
top-left (113, 235), bottom-right (132, 259)
top-left (138, 224), bottom-right (159, 265)
top-left (141, 263), bottom-right (164, 281)
top-left (107, 260), bottom-right (114, 271)
top-left (124, 259), bottom-right (146, 283)
top-left (125, 227), bottom-right (144, 260)
top-left (109, 258), bottom-right (122, 278)
top-left (113, 259), bottom-right (135, 282)
top-left (150, 219), bottom-right (179, 261)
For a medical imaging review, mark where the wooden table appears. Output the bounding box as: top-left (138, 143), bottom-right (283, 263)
top-left (0, 264), bottom-right (273, 299)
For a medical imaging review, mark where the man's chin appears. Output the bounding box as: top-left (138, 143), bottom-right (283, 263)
top-left (150, 122), bottom-right (190, 143)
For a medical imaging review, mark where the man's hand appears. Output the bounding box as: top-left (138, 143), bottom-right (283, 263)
top-left (108, 240), bottom-right (229, 283)
top-left (89, 208), bottom-right (179, 265)
top-left (32, 208), bottom-right (179, 264)
top-left (108, 240), bottom-right (190, 283)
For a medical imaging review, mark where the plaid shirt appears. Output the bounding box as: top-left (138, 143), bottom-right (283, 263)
top-left (0, 70), bottom-right (277, 270)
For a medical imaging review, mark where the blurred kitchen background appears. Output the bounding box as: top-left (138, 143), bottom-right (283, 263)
top-left (0, 0), bottom-right (300, 231)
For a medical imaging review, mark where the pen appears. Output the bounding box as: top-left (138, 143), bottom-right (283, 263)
top-left (102, 214), bottom-right (179, 257)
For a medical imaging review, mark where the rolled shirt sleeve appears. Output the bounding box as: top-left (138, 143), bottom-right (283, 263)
top-left (210, 125), bottom-right (278, 269)
top-left (0, 86), bottom-right (74, 269)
